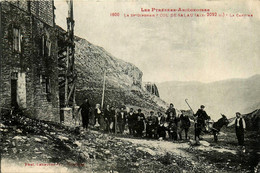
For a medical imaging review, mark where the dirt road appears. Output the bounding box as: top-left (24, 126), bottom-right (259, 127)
top-left (1, 112), bottom-right (259, 173)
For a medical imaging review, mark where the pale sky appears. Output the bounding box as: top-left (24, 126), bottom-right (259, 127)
top-left (54, 0), bottom-right (260, 83)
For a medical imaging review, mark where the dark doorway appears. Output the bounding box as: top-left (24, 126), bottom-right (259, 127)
top-left (11, 72), bottom-right (18, 109)
top-left (11, 79), bottom-right (18, 108)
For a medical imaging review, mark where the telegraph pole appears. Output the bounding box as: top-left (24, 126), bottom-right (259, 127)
top-left (101, 70), bottom-right (106, 109)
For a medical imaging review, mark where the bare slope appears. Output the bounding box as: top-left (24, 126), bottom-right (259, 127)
top-left (74, 36), bottom-right (167, 111)
top-left (157, 75), bottom-right (260, 119)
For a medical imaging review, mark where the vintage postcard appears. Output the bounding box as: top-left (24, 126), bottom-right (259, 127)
top-left (0, 0), bottom-right (259, 172)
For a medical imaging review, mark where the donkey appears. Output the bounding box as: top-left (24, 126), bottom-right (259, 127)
top-left (211, 114), bottom-right (230, 142)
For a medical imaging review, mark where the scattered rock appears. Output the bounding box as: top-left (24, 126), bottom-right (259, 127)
top-left (58, 135), bottom-right (69, 141)
top-left (22, 136), bottom-right (28, 140)
top-left (12, 148), bottom-right (17, 154)
top-left (136, 147), bottom-right (156, 156)
top-left (104, 150), bottom-right (110, 154)
top-left (12, 141), bottom-right (16, 147)
top-left (74, 141), bottom-right (82, 147)
top-left (40, 136), bottom-right (48, 140)
top-left (134, 163), bottom-right (140, 167)
top-left (13, 136), bottom-right (22, 140)
top-left (34, 138), bottom-right (42, 142)
top-left (40, 147), bottom-right (45, 151)
top-left (16, 129), bottom-right (23, 133)
top-left (200, 141), bottom-right (210, 147)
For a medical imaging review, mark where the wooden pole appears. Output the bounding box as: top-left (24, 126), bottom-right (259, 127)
top-left (101, 70), bottom-right (106, 109)
top-left (64, 0), bottom-right (75, 108)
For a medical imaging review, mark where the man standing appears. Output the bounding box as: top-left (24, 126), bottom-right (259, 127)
top-left (127, 108), bottom-right (135, 135)
top-left (110, 106), bottom-right (116, 133)
top-left (166, 103), bottom-right (176, 120)
top-left (152, 111), bottom-right (159, 138)
top-left (146, 111), bottom-right (157, 138)
top-left (228, 112), bottom-right (246, 146)
top-left (94, 104), bottom-right (102, 129)
top-left (78, 98), bottom-right (91, 130)
top-left (134, 109), bottom-right (146, 137)
top-left (104, 105), bottom-right (112, 132)
top-left (194, 105), bottom-right (210, 142)
top-left (157, 112), bottom-right (166, 139)
top-left (179, 110), bottom-right (191, 140)
top-left (117, 107), bottom-right (126, 134)
top-left (167, 112), bottom-right (178, 141)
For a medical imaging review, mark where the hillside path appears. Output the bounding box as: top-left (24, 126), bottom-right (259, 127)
top-left (117, 137), bottom-right (237, 159)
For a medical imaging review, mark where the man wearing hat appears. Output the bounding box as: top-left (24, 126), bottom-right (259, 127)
top-left (179, 110), bottom-right (191, 140)
top-left (157, 112), bottom-right (167, 139)
top-left (166, 103), bottom-right (176, 120)
top-left (78, 98), bottom-right (91, 130)
top-left (228, 112), bottom-right (246, 146)
top-left (117, 106), bottom-right (127, 134)
top-left (134, 109), bottom-right (146, 137)
top-left (194, 105), bottom-right (210, 142)
top-left (127, 108), bottom-right (135, 135)
top-left (146, 111), bottom-right (158, 138)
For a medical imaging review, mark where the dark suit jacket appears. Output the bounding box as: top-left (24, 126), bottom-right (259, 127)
top-left (117, 111), bottom-right (126, 123)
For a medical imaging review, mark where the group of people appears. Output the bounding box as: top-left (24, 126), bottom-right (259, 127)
top-left (78, 99), bottom-right (191, 141)
top-left (78, 98), bottom-right (246, 146)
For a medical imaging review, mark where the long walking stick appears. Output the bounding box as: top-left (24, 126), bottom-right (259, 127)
top-left (185, 99), bottom-right (194, 114)
top-left (185, 99), bottom-right (198, 142)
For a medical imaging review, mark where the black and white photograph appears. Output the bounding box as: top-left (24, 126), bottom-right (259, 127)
top-left (0, 0), bottom-right (259, 172)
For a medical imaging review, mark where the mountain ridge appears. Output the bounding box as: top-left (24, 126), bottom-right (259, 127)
top-left (157, 74), bottom-right (260, 85)
top-left (157, 74), bottom-right (260, 120)
top-left (72, 32), bottom-right (168, 113)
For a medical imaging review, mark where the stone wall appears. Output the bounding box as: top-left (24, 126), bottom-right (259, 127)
top-left (10, 0), bottom-right (54, 27)
top-left (144, 82), bottom-right (160, 97)
top-left (0, 1), bottom-right (59, 122)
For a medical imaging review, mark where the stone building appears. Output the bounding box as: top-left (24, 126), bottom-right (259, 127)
top-left (144, 82), bottom-right (160, 97)
top-left (0, 1), bottom-right (60, 122)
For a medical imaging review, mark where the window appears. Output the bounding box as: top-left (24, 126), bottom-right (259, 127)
top-left (40, 75), bottom-right (51, 94)
top-left (45, 77), bottom-right (51, 94)
top-left (41, 36), bottom-right (46, 56)
top-left (40, 75), bottom-right (51, 102)
top-left (13, 28), bottom-right (21, 52)
top-left (46, 40), bottom-right (51, 57)
top-left (41, 35), bottom-right (51, 57)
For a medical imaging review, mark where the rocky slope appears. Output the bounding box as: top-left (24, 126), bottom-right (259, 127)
top-left (74, 35), bottom-right (167, 111)
top-left (1, 109), bottom-right (259, 173)
top-left (157, 75), bottom-right (260, 120)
